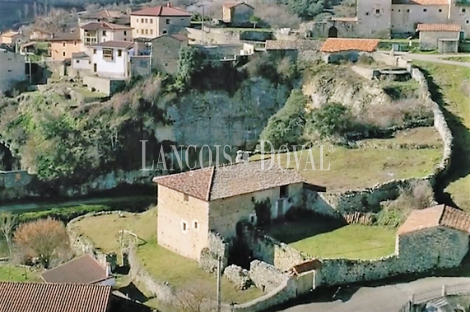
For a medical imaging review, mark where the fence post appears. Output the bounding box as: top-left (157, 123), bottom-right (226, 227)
top-left (442, 285), bottom-right (447, 297)
top-left (409, 294), bottom-right (414, 305)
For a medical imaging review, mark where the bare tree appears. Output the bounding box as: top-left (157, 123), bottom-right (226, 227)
top-left (14, 218), bottom-right (71, 268)
top-left (175, 284), bottom-right (218, 312)
top-left (0, 212), bottom-right (16, 258)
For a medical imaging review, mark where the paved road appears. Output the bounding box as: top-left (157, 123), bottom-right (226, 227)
top-left (394, 52), bottom-right (470, 67)
top-left (275, 276), bottom-right (470, 312)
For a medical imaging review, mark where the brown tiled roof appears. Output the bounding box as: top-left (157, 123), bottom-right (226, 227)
top-left (153, 33), bottom-right (188, 42)
top-left (131, 5), bottom-right (191, 17)
top-left (0, 282), bottom-right (111, 312)
top-left (417, 23), bottom-right (461, 32)
top-left (154, 160), bottom-right (306, 201)
top-left (289, 259), bottom-right (322, 276)
top-left (81, 22), bottom-right (132, 31)
top-left (320, 38), bottom-right (379, 53)
top-left (94, 40), bottom-right (134, 49)
top-left (41, 254), bottom-right (108, 284)
top-left (79, 10), bottom-right (124, 19)
top-left (392, 0), bottom-right (449, 4)
top-left (223, 1), bottom-right (255, 9)
top-left (265, 39), bottom-right (322, 51)
top-left (398, 205), bottom-right (470, 235)
top-left (49, 32), bottom-right (80, 41)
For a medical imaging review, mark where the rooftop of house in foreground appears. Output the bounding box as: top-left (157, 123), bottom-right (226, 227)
top-left (416, 23), bottom-right (462, 32)
top-left (41, 254), bottom-right (108, 284)
top-left (320, 38), bottom-right (380, 53)
top-left (398, 204), bottom-right (470, 235)
top-left (154, 160), bottom-right (326, 201)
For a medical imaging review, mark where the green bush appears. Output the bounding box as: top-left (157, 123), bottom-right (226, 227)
top-left (16, 205), bottom-right (113, 224)
top-left (307, 102), bottom-right (353, 138)
top-left (259, 89), bottom-right (307, 149)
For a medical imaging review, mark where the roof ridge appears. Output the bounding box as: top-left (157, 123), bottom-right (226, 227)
top-left (207, 166), bottom-right (216, 201)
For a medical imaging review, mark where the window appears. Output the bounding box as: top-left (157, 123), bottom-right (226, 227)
top-left (184, 194), bottom-right (189, 201)
top-left (365, 12), bottom-right (369, 16)
top-left (103, 48), bottom-right (113, 60)
top-left (145, 29), bottom-right (148, 35)
top-left (280, 185), bottom-right (288, 198)
top-left (407, 9), bottom-right (410, 12)
top-left (76, 59), bottom-right (79, 63)
top-left (398, 9), bottom-right (401, 12)
top-left (93, 49), bottom-right (97, 54)
top-left (74, 40), bottom-right (77, 45)
top-left (162, 29), bottom-right (168, 34)
top-left (150, 19), bottom-right (153, 23)
top-left (103, 30), bottom-right (107, 36)
top-left (136, 29), bottom-right (139, 34)
top-left (141, 18), bottom-right (144, 23)
top-left (124, 30), bottom-right (127, 36)
top-left (193, 221), bottom-right (198, 229)
top-left (117, 49), bottom-right (122, 57)
top-left (423, 8), bottom-right (427, 12)
top-left (463, 8), bottom-right (467, 13)
top-left (375, 9), bottom-right (380, 14)
top-left (62, 51), bottom-right (66, 57)
top-left (467, 19), bottom-right (470, 24)
top-left (150, 29), bottom-right (153, 35)
top-left (166, 18), bottom-right (170, 24)
top-left (7, 69), bottom-right (12, 72)
top-left (439, 9), bottom-right (442, 12)
top-left (181, 220), bottom-right (188, 233)
top-left (62, 41), bottom-right (66, 47)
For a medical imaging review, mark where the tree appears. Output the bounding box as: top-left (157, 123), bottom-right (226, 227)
top-left (249, 15), bottom-right (261, 28)
top-left (307, 102), bottom-right (353, 138)
top-left (0, 212), bottom-right (16, 258)
top-left (14, 218), bottom-right (71, 268)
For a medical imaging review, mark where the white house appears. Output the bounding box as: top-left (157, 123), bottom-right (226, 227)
top-left (80, 22), bottom-right (132, 50)
top-left (0, 48), bottom-right (26, 94)
top-left (91, 41), bottom-right (133, 78)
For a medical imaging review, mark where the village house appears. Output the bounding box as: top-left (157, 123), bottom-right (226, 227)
top-left (130, 3), bottom-right (192, 39)
top-left (49, 32), bottom-right (81, 61)
top-left (78, 10), bottom-right (129, 27)
top-left (0, 282), bottom-right (152, 312)
top-left (30, 28), bottom-right (54, 40)
top-left (41, 254), bottom-right (115, 286)
top-left (320, 38), bottom-right (379, 63)
top-left (222, 2), bottom-right (255, 27)
top-left (0, 48), bottom-right (26, 94)
top-left (153, 160), bottom-right (325, 261)
top-left (150, 34), bottom-right (188, 74)
top-left (71, 52), bottom-right (91, 76)
top-left (0, 31), bottom-right (23, 46)
top-left (91, 41), bottom-right (133, 78)
top-left (416, 23), bottom-right (461, 52)
top-left (397, 204), bottom-right (470, 269)
top-left (80, 22), bottom-right (133, 50)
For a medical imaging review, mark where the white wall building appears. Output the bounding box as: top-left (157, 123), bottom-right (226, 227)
top-left (0, 48), bottom-right (26, 94)
top-left (91, 41), bottom-right (133, 78)
top-left (80, 22), bottom-right (132, 50)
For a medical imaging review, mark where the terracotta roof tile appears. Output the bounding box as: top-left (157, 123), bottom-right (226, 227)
top-left (154, 160), bottom-right (306, 201)
top-left (417, 23), bottom-right (461, 32)
top-left (265, 39), bottom-right (322, 51)
top-left (42, 254), bottom-right (109, 284)
top-left (398, 205), bottom-right (470, 235)
top-left (131, 5), bottom-right (191, 17)
top-left (320, 38), bottom-right (379, 53)
top-left (392, 0), bottom-right (449, 4)
top-left (81, 22), bottom-right (132, 31)
top-left (0, 282), bottom-right (111, 312)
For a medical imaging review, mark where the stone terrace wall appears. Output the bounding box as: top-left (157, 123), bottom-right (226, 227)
top-left (249, 260), bottom-right (288, 293)
top-left (199, 231), bottom-right (229, 273)
top-left (310, 53), bottom-right (453, 215)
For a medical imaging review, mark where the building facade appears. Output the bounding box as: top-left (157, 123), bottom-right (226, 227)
top-left (130, 4), bottom-right (192, 39)
top-left (91, 41), bottom-right (133, 78)
top-left (80, 22), bottom-right (132, 49)
top-left (0, 48), bottom-right (26, 94)
top-left (222, 2), bottom-right (255, 26)
top-left (417, 23), bottom-right (461, 51)
top-left (150, 34), bottom-right (188, 74)
top-left (49, 32), bottom-right (82, 61)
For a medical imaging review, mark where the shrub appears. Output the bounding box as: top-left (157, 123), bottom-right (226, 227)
top-left (252, 1), bottom-right (301, 28)
top-left (259, 89), bottom-right (307, 149)
top-left (307, 102), bottom-right (354, 138)
top-left (14, 218), bottom-right (71, 268)
top-left (254, 199), bottom-right (271, 227)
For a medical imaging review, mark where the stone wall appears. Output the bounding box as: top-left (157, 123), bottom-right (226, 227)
top-left (199, 231), bottom-right (229, 273)
top-left (249, 260), bottom-right (288, 293)
top-left (0, 170), bottom-right (35, 200)
top-left (130, 56), bottom-right (151, 78)
top-left (82, 75), bottom-right (127, 96)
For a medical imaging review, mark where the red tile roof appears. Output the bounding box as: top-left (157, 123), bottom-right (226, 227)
top-left (320, 38), bottom-right (379, 53)
top-left (131, 4), bottom-right (191, 17)
top-left (41, 254), bottom-right (109, 284)
top-left (398, 205), bottom-right (470, 235)
top-left (392, 0), bottom-right (449, 4)
top-left (0, 282), bottom-right (111, 312)
top-left (417, 23), bottom-right (461, 32)
top-left (289, 259), bottom-right (322, 276)
top-left (81, 22), bottom-right (132, 31)
top-left (154, 160), bottom-right (307, 201)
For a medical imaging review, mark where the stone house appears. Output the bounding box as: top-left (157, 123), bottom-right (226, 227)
top-left (320, 38), bottom-right (379, 63)
top-left (222, 2), bottom-right (255, 27)
top-left (0, 48), bottom-right (26, 94)
top-left (397, 204), bottom-right (470, 270)
top-left (153, 160), bottom-right (325, 261)
top-left (150, 34), bottom-right (188, 74)
top-left (130, 4), bottom-right (192, 39)
top-left (49, 32), bottom-right (82, 61)
top-left (417, 23), bottom-right (461, 53)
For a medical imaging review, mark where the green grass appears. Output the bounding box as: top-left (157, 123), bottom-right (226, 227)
top-left (413, 62), bottom-right (470, 212)
top-left (74, 87), bottom-right (107, 99)
top-left (253, 128), bottom-right (442, 192)
top-left (0, 264), bottom-right (41, 282)
top-left (381, 80), bottom-right (420, 99)
top-left (72, 209), bottom-right (263, 304)
top-left (442, 56), bottom-right (470, 63)
top-left (289, 224), bottom-right (396, 260)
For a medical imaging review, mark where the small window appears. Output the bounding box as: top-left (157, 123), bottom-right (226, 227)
top-left (124, 38), bottom-right (127, 41)
top-left (7, 69), bottom-right (12, 72)
top-left (166, 18), bottom-right (170, 24)
top-left (280, 185), bottom-right (288, 198)
top-left (375, 9), bottom-right (380, 14)
top-left (439, 9), bottom-right (442, 12)
top-left (184, 194), bottom-right (189, 201)
top-left (467, 19), bottom-right (470, 24)
top-left (93, 49), bottom-right (97, 54)
top-left (124, 30), bottom-right (127, 36)
top-left (141, 18), bottom-right (144, 23)
top-left (398, 9), bottom-right (401, 12)
top-left (145, 29), bottom-right (148, 35)
top-left (136, 29), bottom-right (139, 34)
top-left (76, 59), bottom-right (79, 63)
top-left (117, 49), bottom-right (122, 57)
top-left (150, 29), bottom-right (153, 35)
top-left (103, 30), bottom-right (107, 36)
top-left (62, 41), bottom-right (66, 47)
top-left (407, 9), bottom-right (410, 13)
top-left (162, 29), bottom-right (168, 34)
top-left (392, 9), bottom-right (394, 11)
top-left (463, 8), bottom-right (467, 13)
top-left (150, 19), bottom-right (153, 24)
top-left (250, 215), bottom-right (255, 223)
top-left (365, 12), bottom-right (369, 16)
top-left (193, 221), bottom-right (198, 229)
top-left (423, 8), bottom-right (427, 12)
top-left (145, 18), bottom-right (147, 23)
top-left (62, 51), bottom-right (66, 57)
top-left (181, 220), bottom-right (188, 233)
top-left (88, 60), bottom-right (91, 64)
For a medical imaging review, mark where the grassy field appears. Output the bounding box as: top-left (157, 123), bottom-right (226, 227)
top-left (253, 127), bottom-right (442, 192)
top-left (288, 224), bottom-right (397, 260)
top-left (0, 265), bottom-right (41, 282)
top-left (413, 62), bottom-right (470, 211)
top-left (442, 56), bottom-right (470, 63)
top-left (71, 209), bottom-right (263, 305)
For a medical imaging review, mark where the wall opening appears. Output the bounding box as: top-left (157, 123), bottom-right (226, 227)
top-left (328, 26), bottom-right (338, 38)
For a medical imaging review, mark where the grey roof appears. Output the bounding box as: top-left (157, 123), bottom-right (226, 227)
top-left (93, 41), bottom-right (133, 49)
top-left (72, 52), bottom-right (90, 59)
